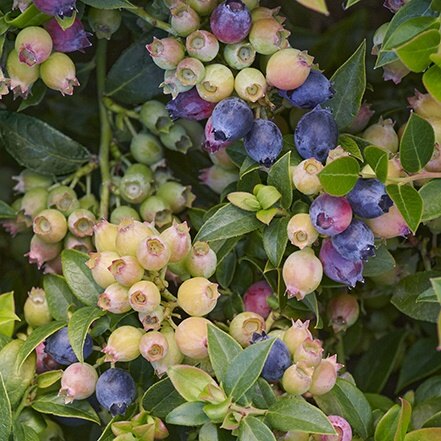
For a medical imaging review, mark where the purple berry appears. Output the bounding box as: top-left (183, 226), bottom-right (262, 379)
top-left (243, 280), bottom-right (272, 319)
top-left (96, 368), bottom-right (136, 416)
top-left (34, 0), bottom-right (76, 17)
top-left (244, 119), bottom-right (283, 167)
top-left (210, 0), bottom-right (252, 44)
top-left (166, 87), bottom-right (216, 121)
top-left (279, 70), bottom-right (334, 109)
top-left (383, 0), bottom-right (405, 12)
top-left (203, 116), bottom-right (232, 153)
top-left (347, 179), bottom-right (393, 219)
top-left (309, 194), bottom-right (353, 236)
top-left (294, 106), bottom-right (338, 163)
top-left (331, 219), bottom-right (375, 261)
top-left (45, 18), bottom-right (92, 53)
top-left (319, 239), bottom-right (364, 287)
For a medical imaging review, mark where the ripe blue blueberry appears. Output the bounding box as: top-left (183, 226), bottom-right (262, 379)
top-left (96, 368), bottom-right (137, 416)
top-left (294, 106), bottom-right (338, 163)
top-left (347, 179), bottom-right (393, 219)
top-left (45, 327), bottom-right (93, 366)
top-left (166, 87), bottom-right (216, 121)
top-left (210, 97), bottom-right (254, 142)
top-left (309, 194), bottom-right (353, 236)
top-left (34, 0), bottom-right (76, 17)
top-left (319, 239), bottom-right (363, 287)
top-left (279, 70), bottom-right (334, 109)
top-left (331, 219), bottom-right (375, 261)
top-left (244, 119), bottom-right (283, 167)
top-left (251, 332), bottom-right (291, 383)
top-left (210, 0), bottom-right (252, 44)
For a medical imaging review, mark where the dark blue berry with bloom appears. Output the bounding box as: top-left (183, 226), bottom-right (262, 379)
top-left (34, 0), bottom-right (76, 17)
top-left (45, 18), bottom-right (92, 53)
top-left (166, 88), bottom-right (216, 121)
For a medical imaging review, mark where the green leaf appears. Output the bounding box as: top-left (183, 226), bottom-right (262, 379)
top-left (68, 307), bottom-right (105, 363)
top-left (343, 0), bottom-right (361, 8)
top-left (207, 324), bottom-right (242, 385)
top-left (319, 157), bottom-right (360, 196)
top-left (196, 204), bottom-right (261, 242)
top-left (338, 134), bottom-right (363, 161)
top-left (396, 29), bottom-right (441, 72)
top-left (31, 393), bottom-right (100, 424)
top-left (415, 376), bottom-right (441, 404)
top-left (199, 422), bottom-right (236, 441)
top-left (400, 113), bottom-right (435, 173)
top-left (363, 246), bottom-right (396, 278)
top-left (267, 152), bottom-right (292, 209)
top-left (239, 416), bottom-right (276, 441)
top-left (17, 81), bottom-right (47, 112)
top-left (314, 378), bottom-right (373, 439)
top-left (364, 146), bottom-right (389, 183)
top-left (365, 393), bottom-right (395, 412)
top-left (419, 179), bottom-right (441, 222)
top-left (325, 40), bottom-right (366, 129)
top-left (374, 399), bottom-right (412, 441)
top-left (43, 275), bottom-right (76, 321)
top-left (224, 339), bottom-right (275, 400)
top-left (423, 65), bottom-right (441, 103)
top-left (37, 369), bottom-right (63, 389)
top-left (244, 378), bottom-right (277, 409)
top-left (266, 396), bottom-right (335, 434)
top-left (0, 111), bottom-right (90, 176)
top-left (166, 401), bottom-right (209, 426)
top-left (0, 292), bottom-right (20, 337)
top-left (105, 32), bottom-right (165, 105)
top-left (295, 0), bottom-right (329, 15)
top-left (80, 0), bottom-right (135, 8)
top-left (404, 428), bottom-right (441, 441)
top-left (0, 372), bottom-right (12, 439)
top-left (263, 217), bottom-right (289, 267)
top-left (61, 249), bottom-right (102, 306)
top-left (354, 331), bottom-right (407, 393)
top-left (142, 377), bottom-right (186, 419)
top-left (386, 184), bottom-right (422, 234)
top-left (0, 201), bottom-right (16, 219)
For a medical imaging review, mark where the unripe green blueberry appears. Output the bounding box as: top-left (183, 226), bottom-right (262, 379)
top-left (161, 69), bottom-right (193, 97)
top-left (88, 7), bottom-right (122, 40)
top-left (79, 193), bottom-right (99, 214)
top-left (362, 118), bottom-right (399, 154)
top-left (249, 18), bottom-right (290, 55)
top-left (365, 204), bottom-right (410, 239)
top-left (185, 241), bottom-right (217, 278)
top-left (97, 282), bottom-right (131, 314)
top-left (103, 325), bottom-right (144, 362)
top-left (139, 196), bottom-right (173, 228)
top-left (23, 287), bottom-right (52, 328)
top-left (408, 90), bottom-right (441, 120)
top-left (151, 325), bottom-right (184, 377)
top-left (120, 164), bottom-right (153, 204)
top-left (266, 48), bottom-right (313, 90)
top-left (159, 123), bottom-right (193, 153)
top-left (139, 100), bottom-right (173, 135)
top-left (110, 206), bottom-right (141, 224)
top-left (130, 133), bottom-right (164, 166)
top-left (128, 280), bottom-right (161, 313)
top-left (156, 181), bottom-right (195, 214)
top-left (282, 248), bottom-right (323, 300)
top-left (136, 235), bottom-right (171, 271)
top-left (67, 209), bottom-right (96, 238)
top-left (327, 293), bottom-right (359, 333)
top-left (308, 355), bottom-right (342, 396)
top-left (224, 41), bottom-right (256, 70)
top-left (47, 185), bottom-right (80, 216)
top-left (196, 64), bottom-right (234, 103)
top-left (12, 169), bottom-right (52, 193)
top-left (160, 221), bottom-right (192, 263)
top-left (64, 233), bottom-right (93, 253)
top-left (176, 118), bottom-right (205, 149)
top-left (292, 159), bottom-right (323, 195)
top-left (146, 37), bottom-right (185, 70)
top-left (40, 52), bottom-right (79, 96)
top-left (175, 316), bottom-right (210, 359)
top-left (15, 26), bottom-right (53, 66)
top-left (177, 277), bottom-right (220, 316)
top-left (170, 3), bottom-right (200, 37)
top-left (293, 337), bottom-right (323, 367)
top-left (115, 218), bottom-right (156, 256)
top-left (86, 250), bottom-right (119, 288)
top-left (229, 312), bottom-right (265, 347)
top-left (139, 305), bottom-right (164, 331)
top-left (108, 255), bottom-right (144, 287)
top-left (186, 30), bottom-right (219, 62)
top-left (59, 362), bottom-right (98, 404)
top-left (251, 6), bottom-right (285, 22)
top-left (20, 187), bottom-right (48, 218)
top-left (27, 234), bottom-right (62, 269)
top-left (187, 0), bottom-right (217, 15)
top-left (234, 67), bottom-right (267, 103)
top-left (93, 219), bottom-right (118, 252)
top-left (176, 57), bottom-right (206, 87)
top-left (199, 165), bottom-right (239, 194)
top-left (282, 362), bottom-right (313, 395)
top-left (287, 214), bottom-right (319, 250)
top-left (6, 49), bottom-right (39, 98)
top-left (139, 331), bottom-right (168, 362)
top-left (209, 149), bottom-right (236, 170)
top-left (33, 209), bottom-right (68, 244)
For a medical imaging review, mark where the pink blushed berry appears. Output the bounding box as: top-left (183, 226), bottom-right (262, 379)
top-left (243, 280), bottom-right (272, 319)
top-left (293, 337), bottom-right (323, 368)
top-left (146, 37), bottom-right (185, 70)
top-left (45, 18), bottom-right (92, 53)
top-left (86, 251), bottom-right (119, 289)
top-left (283, 319), bottom-right (313, 355)
top-left (327, 293), bottom-right (359, 333)
top-left (102, 325), bottom-right (144, 363)
top-left (115, 218), bottom-right (156, 257)
top-left (308, 355), bottom-right (342, 396)
top-left (15, 27), bottom-right (53, 66)
top-left (59, 363), bottom-right (98, 404)
top-left (128, 281), bottom-right (161, 314)
top-left (26, 234), bottom-right (62, 269)
top-left (98, 282), bottom-right (131, 314)
top-left (139, 331), bottom-right (168, 362)
top-left (160, 222), bottom-right (192, 263)
top-left (175, 316), bottom-right (210, 359)
top-left (282, 362), bottom-right (313, 395)
top-left (319, 415), bottom-right (352, 441)
top-left (136, 235), bottom-right (171, 271)
top-left (365, 204), bottom-right (410, 239)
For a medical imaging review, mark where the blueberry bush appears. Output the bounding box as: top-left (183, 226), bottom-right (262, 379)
top-left (1, 0), bottom-right (441, 440)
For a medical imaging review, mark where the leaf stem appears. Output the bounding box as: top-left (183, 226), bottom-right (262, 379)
top-left (130, 6), bottom-right (177, 35)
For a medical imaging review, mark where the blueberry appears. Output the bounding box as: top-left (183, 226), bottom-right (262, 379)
top-left (244, 119), bottom-right (283, 167)
top-left (210, 0), bottom-right (252, 44)
top-left (251, 332), bottom-right (291, 383)
top-left (294, 106), bottom-right (338, 163)
top-left (45, 327), bottom-right (93, 366)
top-left (331, 219), bottom-right (375, 261)
top-left (34, 0), bottom-right (76, 17)
top-left (210, 97), bottom-right (254, 142)
top-left (279, 70), bottom-right (334, 109)
top-left (319, 239), bottom-right (364, 287)
top-left (309, 194), bottom-right (353, 237)
top-left (347, 179), bottom-right (393, 219)
top-left (96, 368), bottom-right (136, 416)
top-left (45, 18), bottom-right (91, 53)
top-left (166, 87), bottom-right (216, 121)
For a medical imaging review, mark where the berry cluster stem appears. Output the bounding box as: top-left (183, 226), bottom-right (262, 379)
top-left (130, 6), bottom-right (177, 35)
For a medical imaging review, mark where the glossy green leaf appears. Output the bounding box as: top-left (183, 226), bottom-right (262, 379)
top-left (0, 372), bottom-right (12, 439)
top-left (239, 416), bottom-right (276, 441)
top-left (68, 306), bottom-right (105, 363)
top-left (17, 81), bottom-right (47, 112)
top-left (295, 0), bottom-right (329, 15)
top-left (244, 378), bottom-right (277, 409)
top-left (37, 369), bottom-right (63, 389)
top-left (419, 180), bottom-right (441, 222)
top-left (319, 156), bottom-right (360, 196)
top-left (363, 246), bottom-right (396, 278)
top-left (416, 376), bottom-right (441, 403)
top-left (43, 274), bottom-right (76, 321)
top-left (166, 401), bottom-right (209, 426)
top-left (199, 422), bottom-right (236, 441)
top-left (0, 292), bottom-right (19, 337)
top-left (338, 134), bottom-right (364, 161)
top-left (0, 201), bottom-right (15, 219)
top-left (61, 249), bottom-right (101, 306)
top-left (404, 428), bottom-right (441, 441)
top-left (412, 397), bottom-right (441, 429)
top-left (13, 422), bottom-right (40, 441)
top-left (80, 0), bottom-right (135, 8)
top-left (268, 152), bottom-right (292, 209)
top-left (374, 398), bottom-right (412, 441)
top-left (365, 393), bottom-right (395, 412)
top-left (343, 0), bottom-right (361, 8)
top-left (386, 184), bottom-right (423, 234)
top-left (267, 396), bottom-right (335, 434)
top-left (423, 65), bottom-right (441, 103)
top-left (263, 217), bottom-right (289, 267)
top-left (364, 146), bottom-right (388, 183)
top-left (325, 40), bottom-right (366, 129)
top-left (400, 113), bottom-right (435, 173)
